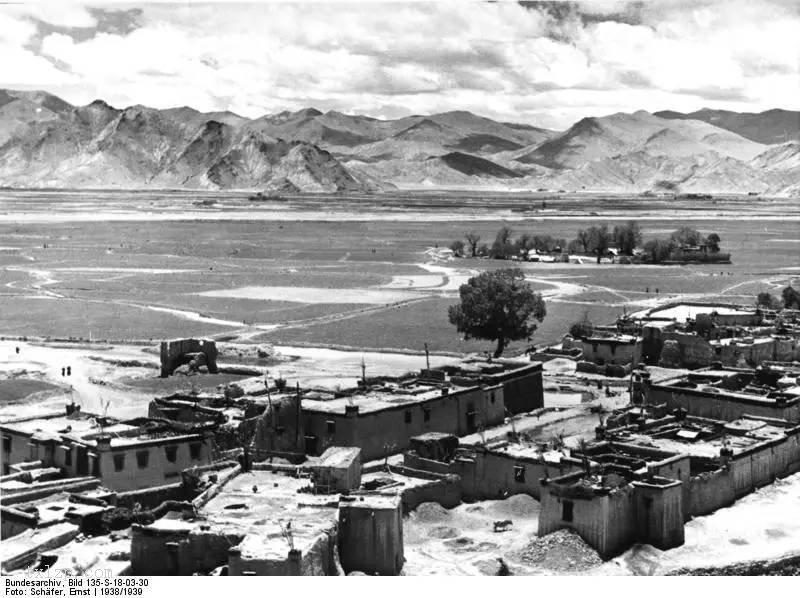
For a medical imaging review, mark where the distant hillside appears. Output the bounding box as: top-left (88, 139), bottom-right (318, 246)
top-left (0, 88), bottom-right (797, 195)
top-left (655, 108), bottom-right (800, 145)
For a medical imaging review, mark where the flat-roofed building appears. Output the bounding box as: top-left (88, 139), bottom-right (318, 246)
top-left (301, 378), bottom-right (504, 461)
top-left (637, 365), bottom-right (800, 422)
top-left (1, 408), bottom-right (215, 492)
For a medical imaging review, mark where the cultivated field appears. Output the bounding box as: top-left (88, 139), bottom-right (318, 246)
top-left (1, 189), bottom-right (798, 355)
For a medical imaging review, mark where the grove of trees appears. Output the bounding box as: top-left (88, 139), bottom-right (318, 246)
top-left (447, 223), bottom-right (725, 264)
top-left (760, 286), bottom-right (800, 310)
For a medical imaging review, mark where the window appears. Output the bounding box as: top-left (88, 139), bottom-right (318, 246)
top-left (63, 446), bottom-right (72, 466)
top-left (643, 496), bottom-right (653, 510)
top-left (3, 464), bottom-right (9, 475)
top-left (404, 410), bottom-right (412, 424)
top-left (610, 344), bottom-right (617, 355)
top-left (562, 500), bottom-right (574, 522)
top-left (326, 420), bottom-right (336, 435)
top-left (165, 445), bottom-right (178, 463)
top-left (189, 443), bottom-right (202, 460)
top-left (113, 453), bottom-right (125, 472)
top-left (2, 435), bottom-right (11, 453)
top-left (136, 450), bottom-right (149, 469)
top-left (423, 408), bottom-right (431, 423)
top-left (490, 392), bottom-right (495, 404)
top-left (513, 464), bottom-right (525, 483)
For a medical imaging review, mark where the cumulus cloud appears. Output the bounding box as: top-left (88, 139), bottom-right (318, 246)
top-left (0, 0), bottom-right (797, 129)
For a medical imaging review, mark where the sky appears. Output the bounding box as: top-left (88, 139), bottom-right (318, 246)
top-left (1, 0), bottom-right (798, 129)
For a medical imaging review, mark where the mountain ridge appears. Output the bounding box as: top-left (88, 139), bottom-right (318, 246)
top-left (0, 88), bottom-right (797, 196)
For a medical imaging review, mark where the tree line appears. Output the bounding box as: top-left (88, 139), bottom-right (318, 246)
top-left (757, 286), bottom-right (800, 311)
top-left (448, 222), bottom-right (725, 264)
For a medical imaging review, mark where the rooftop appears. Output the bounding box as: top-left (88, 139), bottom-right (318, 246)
top-left (1, 411), bottom-right (206, 448)
top-left (611, 416), bottom-right (796, 459)
top-left (300, 380), bottom-right (471, 415)
top-left (199, 470), bottom-right (338, 560)
top-left (653, 367), bottom-right (800, 403)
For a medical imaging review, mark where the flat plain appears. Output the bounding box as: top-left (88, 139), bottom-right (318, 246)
top-left (1, 189), bottom-right (798, 355)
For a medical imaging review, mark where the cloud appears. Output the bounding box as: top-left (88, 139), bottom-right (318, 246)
top-left (0, 0), bottom-right (797, 128)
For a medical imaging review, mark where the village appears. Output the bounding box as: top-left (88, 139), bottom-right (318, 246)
top-left (2, 287), bottom-right (800, 576)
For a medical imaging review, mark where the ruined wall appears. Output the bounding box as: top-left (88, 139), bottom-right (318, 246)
top-left (338, 496), bottom-right (403, 575)
top-left (659, 333), bottom-right (714, 368)
top-left (252, 394), bottom-right (304, 456)
top-left (160, 339), bottom-right (218, 377)
top-left (130, 524), bottom-right (244, 575)
top-left (304, 386), bottom-right (502, 461)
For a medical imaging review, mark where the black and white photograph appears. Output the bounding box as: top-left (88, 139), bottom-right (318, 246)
top-left (0, 0), bottom-right (799, 583)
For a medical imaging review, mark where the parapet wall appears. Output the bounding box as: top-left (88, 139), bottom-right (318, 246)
top-left (647, 383), bottom-right (800, 422)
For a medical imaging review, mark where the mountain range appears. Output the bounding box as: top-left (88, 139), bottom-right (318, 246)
top-left (0, 89), bottom-right (798, 195)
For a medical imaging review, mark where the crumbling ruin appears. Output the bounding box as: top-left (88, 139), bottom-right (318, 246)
top-left (160, 338), bottom-right (219, 377)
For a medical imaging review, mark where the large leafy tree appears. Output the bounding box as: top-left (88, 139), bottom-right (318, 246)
top-left (448, 268), bottom-right (546, 357)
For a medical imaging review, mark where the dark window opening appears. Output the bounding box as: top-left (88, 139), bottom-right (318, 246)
top-left (326, 420), bottom-right (336, 435)
top-left (165, 445), bottom-right (178, 463)
top-left (643, 496), bottom-right (653, 510)
top-left (466, 408), bottom-right (477, 433)
top-left (423, 408), bottom-right (431, 422)
top-left (3, 464), bottom-right (9, 475)
top-left (63, 446), bottom-right (72, 466)
top-left (610, 345), bottom-right (617, 355)
top-left (513, 464), bottom-right (525, 483)
top-left (189, 443), bottom-right (202, 460)
top-left (113, 453), bottom-right (125, 472)
top-left (715, 346), bottom-right (722, 355)
top-left (404, 410), bottom-right (412, 424)
top-left (490, 393), bottom-right (496, 404)
top-left (136, 450), bottom-right (149, 469)
top-left (2, 436), bottom-right (10, 453)
top-left (562, 500), bottom-right (574, 522)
